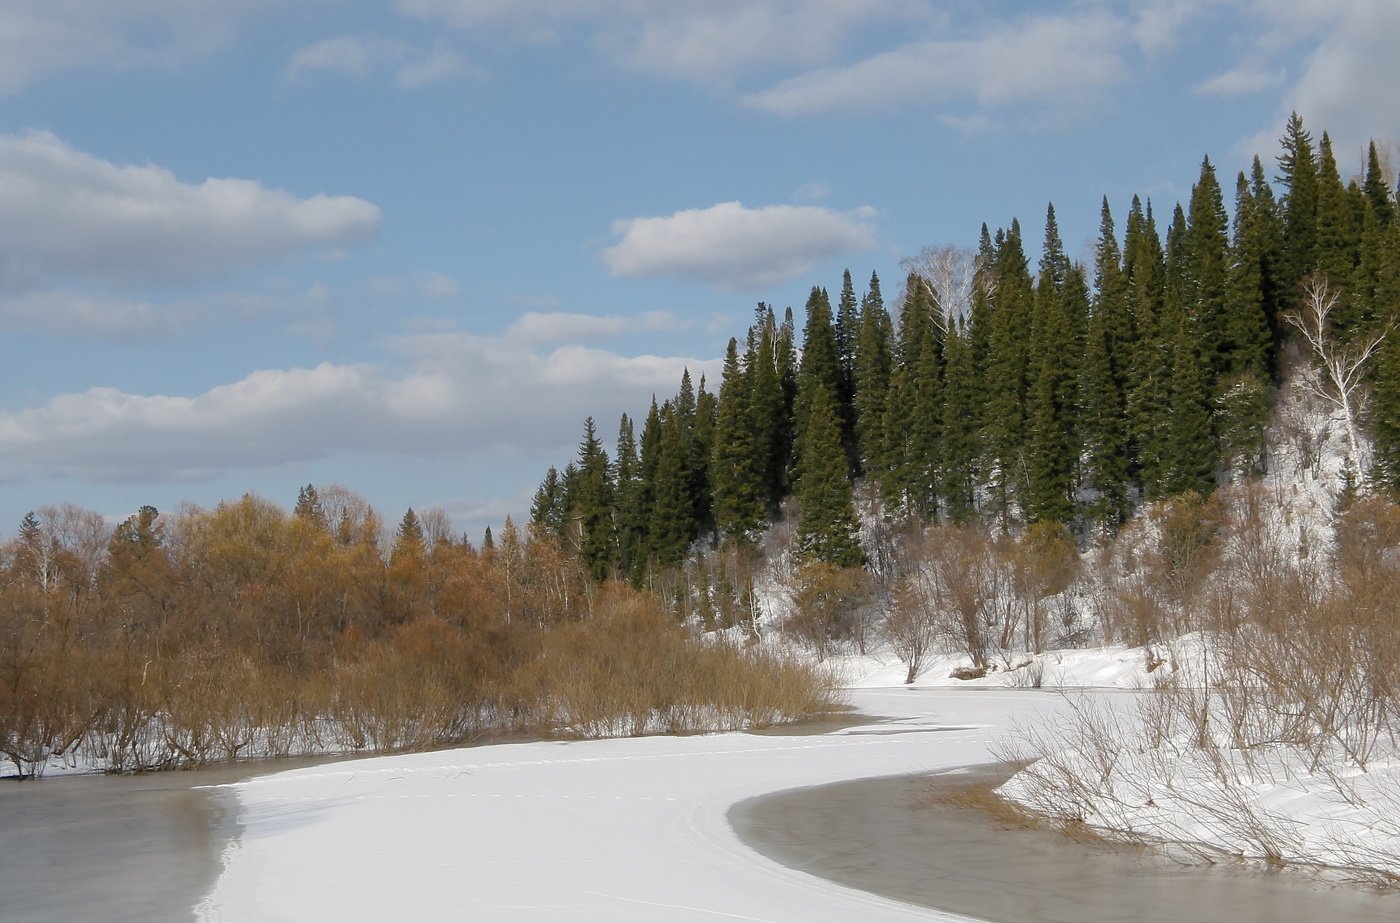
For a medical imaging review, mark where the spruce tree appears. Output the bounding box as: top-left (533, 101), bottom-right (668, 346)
top-left (572, 417), bottom-right (615, 581)
top-left (614, 413), bottom-right (643, 575)
top-left (1363, 141), bottom-right (1394, 228)
top-left (1081, 199), bottom-right (1131, 532)
top-left (712, 338), bottom-right (766, 543)
top-left (853, 272), bottom-right (893, 474)
top-left (646, 402), bottom-right (693, 568)
top-left (795, 286), bottom-right (843, 468)
top-left (1185, 156), bottom-right (1231, 375)
top-left (793, 383), bottom-right (863, 567)
top-left (940, 316), bottom-right (978, 522)
top-left (1276, 112), bottom-right (1319, 305)
top-left (981, 221), bottom-right (1035, 521)
top-left (1025, 204), bottom-right (1078, 524)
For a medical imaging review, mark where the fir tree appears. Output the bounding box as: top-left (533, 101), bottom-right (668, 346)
top-left (981, 221), bottom-right (1035, 521)
top-left (1363, 141), bottom-right (1394, 228)
top-left (795, 286), bottom-right (843, 469)
top-left (1025, 204), bottom-right (1079, 524)
top-left (793, 383), bottom-right (863, 567)
top-left (293, 484), bottom-right (328, 531)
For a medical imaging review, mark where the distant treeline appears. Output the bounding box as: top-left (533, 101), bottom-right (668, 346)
top-left (532, 114), bottom-right (1400, 578)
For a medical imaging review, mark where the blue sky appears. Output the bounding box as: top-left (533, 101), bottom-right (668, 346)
top-left (0, 0), bottom-right (1396, 541)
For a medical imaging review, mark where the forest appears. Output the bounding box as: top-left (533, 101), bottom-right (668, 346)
top-left (531, 113), bottom-right (1400, 587)
top-left (3, 114), bottom-right (1399, 781)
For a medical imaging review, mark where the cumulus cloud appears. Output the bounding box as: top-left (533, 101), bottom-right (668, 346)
top-left (603, 201), bottom-right (876, 291)
top-left (0, 131), bottom-right (380, 290)
top-left (742, 11), bottom-right (1127, 115)
top-left (0, 325), bottom-right (721, 481)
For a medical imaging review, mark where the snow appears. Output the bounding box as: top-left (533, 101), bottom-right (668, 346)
top-left (196, 685), bottom-right (1074, 923)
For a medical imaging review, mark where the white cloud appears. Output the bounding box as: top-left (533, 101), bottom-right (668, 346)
top-left (0, 131), bottom-right (380, 290)
top-left (0, 287), bottom-right (331, 342)
top-left (399, 0), bottom-right (920, 85)
top-left (1237, 1), bottom-right (1400, 164)
top-left (287, 35), bottom-right (468, 88)
top-left (286, 36), bottom-right (407, 81)
top-left (742, 11), bottom-right (1128, 115)
top-left (0, 326), bottom-right (721, 481)
top-left (397, 39), bottom-right (468, 87)
top-left (506, 293), bottom-right (562, 309)
top-left (0, 1), bottom-right (283, 94)
top-left (1195, 63), bottom-right (1286, 98)
top-left (505, 310), bottom-right (685, 345)
top-left (420, 271), bottom-right (460, 298)
top-left (1283, 1), bottom-right (1400, 159)
top-left (603, 201), bottom-right (876, 291)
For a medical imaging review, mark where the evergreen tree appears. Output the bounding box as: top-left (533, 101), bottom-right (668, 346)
top-left (1025, 204), bottom-right (1079, 524)
top-left (909, 320), bottom-right (944, 518)
top-left (392, 508), bottom-right (426, 565)
top-left (1363, 141), bottom-right (1394, 228)
top-left (835, 268), bottom-right (861, 445)
top-left (293, 484), bottom-right (328, 531)
top-left (1276, 112), bottom-right (1319, 305)
top-left (795, 286), bottom-right (843, 468)
top-left (646, 402), bottom-right (693, 568)
top-left (573, 417), bottom-right (616, 581)
top-left (1081, 199), bottom-right (1131, 532)
top-left (690, 377), bottom-right (717, 540)
top-left (530, 466), bottom-right (566, 538)
top-left (1185, 156), bottom-right (1231, 374)
top-left (711, 338), bottom-right (766, 543)
top-left (853, 272), bottom-right (893, 474)
top-left (981, 221), bottom-right (1035, 521)
top-left (793, 383), bottom-right (863, 567)
top-left (940, 316), bottom-right (978, 522)
top-left (1314, 132), bottom-right (1357, 303)
top-left (614, 413), bottom-right (644, 575)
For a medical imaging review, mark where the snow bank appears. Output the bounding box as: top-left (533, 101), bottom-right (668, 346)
top-left (197, 687), bottom-right (1070, 922)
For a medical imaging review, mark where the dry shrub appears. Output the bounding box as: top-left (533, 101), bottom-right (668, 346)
top-left (786, 562), bottom-right (870, 660)
top-left (516, 582), bottom-right (837, 738)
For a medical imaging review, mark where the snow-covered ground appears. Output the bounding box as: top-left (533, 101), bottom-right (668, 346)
top-left (196, 684), bottom-right (1076, 923)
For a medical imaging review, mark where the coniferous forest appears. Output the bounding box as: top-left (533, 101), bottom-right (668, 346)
top-left (532, 115), bottom-right (1400, 579)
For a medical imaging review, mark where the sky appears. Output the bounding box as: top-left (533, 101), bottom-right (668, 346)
top-left (0, 0), bottom-right (1397, 542)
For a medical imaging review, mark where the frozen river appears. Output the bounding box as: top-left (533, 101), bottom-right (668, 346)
top-left (5, 687), bottom-right (1398, 922)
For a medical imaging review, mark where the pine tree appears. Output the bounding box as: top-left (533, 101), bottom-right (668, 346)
top-left (793, 383), bottom-right (863, 567)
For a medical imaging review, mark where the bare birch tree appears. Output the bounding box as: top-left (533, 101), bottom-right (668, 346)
top-left (1284, 275), bottom-right (1387, 482)
top-left (900, 245), bottom-right (983, 331)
